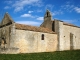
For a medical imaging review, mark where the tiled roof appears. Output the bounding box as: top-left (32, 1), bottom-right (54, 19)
top-left (54, 19), bottom-right (80, 28)
top-left (63, 22), bottom-right (80, 28)
top-left (15, 23), bottom-right (56, 34)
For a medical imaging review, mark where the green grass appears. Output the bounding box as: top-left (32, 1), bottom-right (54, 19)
top-left (0, 50), bottom-right (80, 60)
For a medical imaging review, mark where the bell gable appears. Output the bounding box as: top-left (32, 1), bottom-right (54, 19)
top-left (1, 12), bottom-right (14, 26)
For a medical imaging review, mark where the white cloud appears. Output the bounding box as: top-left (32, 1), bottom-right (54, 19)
top-left (28, 11), bottom-right (33, 13)
top-left (60, 2), bottom-right (75, 12)
top-left (37, 17), bottom-right (43, 20)
top-left (45, 4), bottom-right (54, 11)
top-left (61, 2), bottom-right (80, 14)
top-left (4, 6), bottom-right (10, 9)
top-left (36, 9), bottom-right (42, 12)
top-left (61, 5), bottom-right (74, 12)
top-left (57, 19), bottom-right (79, 24)
top-left (16, 21), bottom-right (41, 26)
top-left (60, 1), bottom-right (80, 14)
top-left (21, 14), bottom-right (33, 18)
top-left (74, 7), bottom-right (80, 13)
top-left (63, 20), bottom-right (76, 23)
top-left (52, 13), bottom-right (56, 16)
top-left (12, 0), bottom-right (42, 12)
top-left (52, 10), bottom-right (63, 16)
top-left (4, 1), bottom-right (13, 4)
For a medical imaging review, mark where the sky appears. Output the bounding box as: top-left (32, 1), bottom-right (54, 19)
top-left (0, 0), bottom-right (80, 26)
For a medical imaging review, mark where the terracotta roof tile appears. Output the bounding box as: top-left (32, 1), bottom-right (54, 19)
top-left (54, 19), bottom-right (80, 28)
top-left (63, 22), bottom-right (80, 28)
top-left (15, 23), bottom-right (56, 34)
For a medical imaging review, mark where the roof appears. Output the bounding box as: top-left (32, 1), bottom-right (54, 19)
top-left (15, 23), bottom-right (56, 34)
top-left (54, 19), bottom-right (80, 28)
top-left (1, 12), bottom-right (14, 25)
top-left (63, 22), bottom-right (80, 28)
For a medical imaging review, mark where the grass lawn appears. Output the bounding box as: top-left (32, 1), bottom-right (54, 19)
top-left (0, 50), bottom-right (80, 60)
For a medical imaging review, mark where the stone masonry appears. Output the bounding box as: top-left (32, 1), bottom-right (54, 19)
top-left (0, 10), bottom-right (80, 54)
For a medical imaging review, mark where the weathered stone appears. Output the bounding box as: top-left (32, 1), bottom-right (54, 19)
top-left (0, 10), bottom-right (80, 54)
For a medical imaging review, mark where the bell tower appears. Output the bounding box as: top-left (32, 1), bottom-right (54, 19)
top-left (40, 10), bottom-right (53, 30)
top-left (44, 10), bottom-right (52, 21)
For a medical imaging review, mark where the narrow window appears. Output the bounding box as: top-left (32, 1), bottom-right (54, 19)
top-left (41, 34), bottom-right (44, 40)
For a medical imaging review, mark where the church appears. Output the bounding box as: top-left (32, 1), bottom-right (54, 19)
top-left (0, 10), bottom-right (80, 54)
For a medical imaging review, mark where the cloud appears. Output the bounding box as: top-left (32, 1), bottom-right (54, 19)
top-left (60, 1), bottom-right (80, 14)
top-left (61, 3), bottom-right (80, 13)
top-left (12, 0), bottom-right (42, 12)
top-left (37, 17), bottom-right (43, 20)
top-left (61, 4), bottom-right (74, 12)
top-left (4, 1), bottom-right (13, 4)
top-left (16, 21), bottom-right (41, 26)
top-left (63, 20), bottom-right (77, 23)
top-left (36, 9), bottom-right (43, 12)
top-left (28, 11), bottom-right (33, 13)
top-left (21, 14), bottom-right (33, 18)
top-left (74, 7), bottom-right (80, 13)
top-left (4, 6), bottom-right (10, 9)
top-left (60, 1), bottom-right (75, 13)
top-left (52, 10), bottom-right (63, 16)
top-left (45, 4), bottom-right (54, 11)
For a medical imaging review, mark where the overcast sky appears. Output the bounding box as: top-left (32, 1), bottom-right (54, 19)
top-left (0, 0), bottom-right (80, 26)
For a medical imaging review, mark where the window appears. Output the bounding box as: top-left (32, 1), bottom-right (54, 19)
top-left (41, 34), bottom-right (44, 40)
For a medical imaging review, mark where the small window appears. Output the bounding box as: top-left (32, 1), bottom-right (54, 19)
top-left (41, 34), bottom-right (44, 40)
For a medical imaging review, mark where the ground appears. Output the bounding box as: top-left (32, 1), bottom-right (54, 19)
top-left (0, 50), bottom-right (80, 60)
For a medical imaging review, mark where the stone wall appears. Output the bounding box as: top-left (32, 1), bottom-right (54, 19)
top-left (14, 29), bottom-right (58, 53)
top-left (0, 23), bottom-right (19, 54)
top-left (0, 25), bottom-right (11, 48)
top-left (54, 20), bottom-right (64, 51)
top-left (40, 20), bottom-right (53, 31)
top-left (0, 48), bottom-right (19, 54)
top-left (54, 20), bottom-right (80, 51)
top-left (63, 24), bottom-right (80, 50)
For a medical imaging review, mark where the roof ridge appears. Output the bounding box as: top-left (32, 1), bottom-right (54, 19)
top-left (54, 19), bottom-right (80, 28)
top-left (15, 23), bottom-right (56, 34)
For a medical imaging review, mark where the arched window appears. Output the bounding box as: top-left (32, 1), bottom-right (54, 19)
top-left (41, 34), bottom-right (44, 40)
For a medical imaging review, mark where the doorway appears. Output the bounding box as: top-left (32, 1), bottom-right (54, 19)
top-left (70, 33), bottom-right (74, 50)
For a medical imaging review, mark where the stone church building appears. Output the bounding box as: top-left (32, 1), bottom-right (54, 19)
top-left (0, 10), bottom-right (80, 54)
